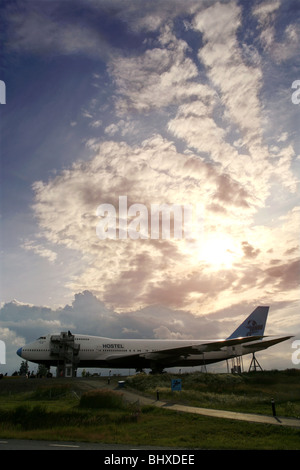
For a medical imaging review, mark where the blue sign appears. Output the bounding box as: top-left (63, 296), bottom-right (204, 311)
top-left (171, 379), bottom-right (182, 391)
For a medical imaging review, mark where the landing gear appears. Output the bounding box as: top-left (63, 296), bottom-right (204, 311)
top-left (149, 363), bottom-right (165, 374)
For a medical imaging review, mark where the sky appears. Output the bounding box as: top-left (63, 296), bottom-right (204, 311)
top-left (0, 0), bottom-right (299, 374)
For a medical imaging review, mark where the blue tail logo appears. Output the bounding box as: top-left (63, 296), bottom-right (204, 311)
top-left (245, 319), bottom-right (264, 336)
top-left (227, 306), bottom-right (269, 339)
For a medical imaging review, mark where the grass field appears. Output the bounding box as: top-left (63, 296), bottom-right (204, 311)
top-left (126, 368), bottom-right (300, 417)
top-left (0, 370), bottom-right (299, 450)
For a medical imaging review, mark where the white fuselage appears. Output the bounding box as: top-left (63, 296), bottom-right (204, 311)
top-left (16, 307), bottom-right (292, 373)
top-left (17, 333), bottom-right (261, 371)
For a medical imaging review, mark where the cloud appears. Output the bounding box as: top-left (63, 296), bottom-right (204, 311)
top-left (263, 259), bottom-right (300, 291)
top-left (3, 1), bottom-right (206, 62)
top-left (241, 241), bottom-right (260, 259)
top-left (108, 24), bottom-right (209, 115)
top-left (31, 133), bottom-right (278, 313)
top-left (26, 3), bottom-right (297, 315)
top-left (104, 119), bottom-right (138, 137)
top-left (0, 289), bottom-right (242, 345)
top-left (253, 0), bottom-right (300, 63)
top-left (167, 100), bottom-right (262, 209)
top-left (153, 325), bottom-right (190, 340)
top-left (0, 300), bottom-right (63, 356)
top-left (4, 1), bottom-right (115, 60)
top-left (21, 240), bottom-right (57, 263)
top-left (0, 290), bottom-right (221, 351)
top-left (194, 2), bottom-right (264, 149)
top-left (0, 326), bottom-right (24, 348)
top-left (252, 0), bottom-right (281, 24)
top-left (91, 0), bottom-right (201, 34)
top-left (190, 2), bottom-right (297, 201)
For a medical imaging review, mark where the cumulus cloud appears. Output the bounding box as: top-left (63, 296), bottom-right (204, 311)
top-left (263, 259), bottom-right (300, 291)
top-left (24, 2), bottom-right (297, 317)
top-left (0, 290), bottom-right (221, 349)
top-left (108, 24), bottom-right (209, 115)
top-left (32, 132), bottom-right (290, 313)
top-left (21, 240), bottom-right (57, 263)
top-left (253, 0), bottom-right (300, 63)
top-left (252, 0), bottom-right (281, 25)
top-left (30, 137), bottom-right (220, 310)
top-left (193, 2), bottom-right (268, 177)
top-left (194, 2), bottom-right (262, 137)
top-left (241, 241), bottom-right (260, 259)
top-left (164, 2), bottom-right (297, 210)
top-left (3, 290), bottom-right (269, 349)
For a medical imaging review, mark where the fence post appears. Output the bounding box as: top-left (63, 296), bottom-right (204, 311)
top-left (271, 398), bottom-right (276, 417)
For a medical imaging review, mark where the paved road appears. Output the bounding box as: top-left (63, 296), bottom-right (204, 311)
top-left (159, 402), bottom-right (300, 428)
top-left (0, 439), bottom-right (120, 450)
top-left (0, 439), bottom-right (175, 451)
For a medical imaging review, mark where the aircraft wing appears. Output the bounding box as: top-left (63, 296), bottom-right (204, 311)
top-left (242, 335), bottom-right (293, 352)
top-left (147, 335), bottom-right (264, 356)
top-left (196, 335), bottom-right (264, 352)
top-left (105, 335), bottom-right (264, 364)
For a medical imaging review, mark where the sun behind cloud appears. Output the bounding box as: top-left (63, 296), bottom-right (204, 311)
top-left (201, 234), bottom-right (239, 269)
top-left (185, 233), bottom-right (241, 270)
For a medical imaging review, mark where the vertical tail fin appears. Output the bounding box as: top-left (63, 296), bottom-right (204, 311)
top-left (227, 306), bottom-right (269, 339)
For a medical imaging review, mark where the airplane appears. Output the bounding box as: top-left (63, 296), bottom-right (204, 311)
top-left (16, 306), bottom-right (293, 375)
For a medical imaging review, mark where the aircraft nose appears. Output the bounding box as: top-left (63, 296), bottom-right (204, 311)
top-left (17, 347), bottom-right (23, 358)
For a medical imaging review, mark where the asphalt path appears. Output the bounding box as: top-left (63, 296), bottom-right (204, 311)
top-left (84, 379), bottom-right (300, 429)
top-left (0, 439), bottom-right (175, 450)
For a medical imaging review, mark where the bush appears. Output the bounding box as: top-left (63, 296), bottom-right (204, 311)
top-left (12, 405), bottom-right (48, 430)
top-left (79, 390), bottom-right (125, 410)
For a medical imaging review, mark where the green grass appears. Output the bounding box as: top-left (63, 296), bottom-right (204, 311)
top-left (126, 369), bottom-right (300, 417)
top-left (0, 371), bottom-right (299, 449)
top-left (0, 402), bottom-right (299, 450)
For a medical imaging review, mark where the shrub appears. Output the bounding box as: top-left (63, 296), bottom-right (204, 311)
top-left (12, 405), bottom-right (48, 430)
top-left (79, 390), bottom-right (125, 410)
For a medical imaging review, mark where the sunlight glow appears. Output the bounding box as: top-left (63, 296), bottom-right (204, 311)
top-left (197, 233), bottom-right (240, 269)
